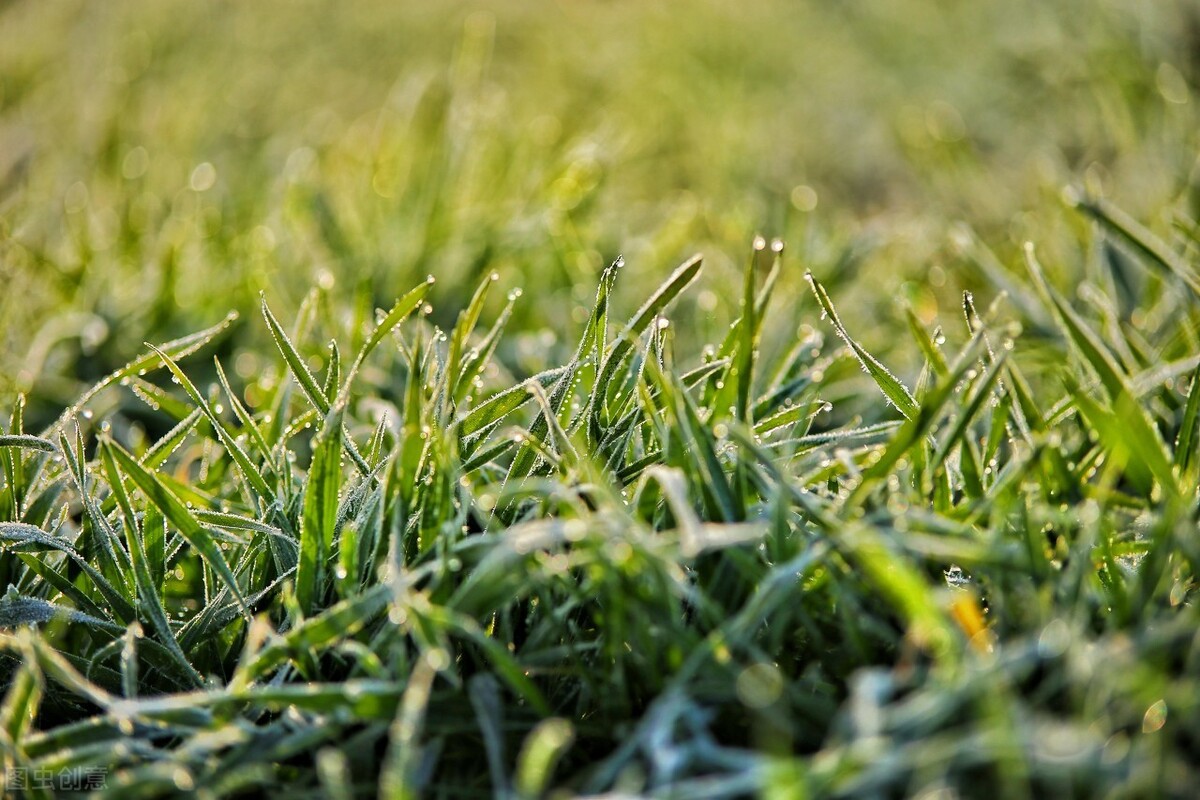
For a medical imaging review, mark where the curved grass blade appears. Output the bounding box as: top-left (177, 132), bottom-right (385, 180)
top-left (1024, 244), bottom-right (1178, 498)
top-left (0, 523), bottom-right (136, 623)
top-left (150, 345), bottom-right (273, 502)
top-left (15, 553), bottom-right (110, 621)
top-left (60, 428), bottom-right (134, 596)
top-left (45, 312), bottom-right (238, 437)
top-left (262, 295), bottom-right (329, 415)
top-left (455, 289), bottom-right (519, 404)
top-left (596, 254), bottom-right (703, 415)
top-left (457, 366), bottom-right (570, 441)
top-left (262, 295), bottom-right (372, 476)
top-left (98, 442), bottom-right (203, 687)
top-left (213, 359), bottom-right (275, 470)
top-left (807, 272), bottom-right (918, 420)
top-left (0, 595), bottom-right (126, 636)
top-left (235, 584), bottom-right (391, 684)
top-left (338, 277), bottom-right (434, 407)
top-left (103, 441), bottom-right (251, 620)
top-left (140, 409), bottom-right (204, 471)
top-left (930, 351), bottom-right (1009, 472)
top-left (379, 651), bottom-right (437, 800)
top-left (442, 271), bottom-right (497, 415)
top-left (0, 649), bottom-right (43, 746)
top-left (0, 435), bottom-right (56, 454)
top-left (1023, 244), bottom-right (1125, 401)
top-left (1068, 191), bottom-right (1200, 296)
top-left (904, 306), bottom-right (950, 379)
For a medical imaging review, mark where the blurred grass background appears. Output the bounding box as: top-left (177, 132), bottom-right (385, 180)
top-left (2, 0), bottom-right (1199, 425)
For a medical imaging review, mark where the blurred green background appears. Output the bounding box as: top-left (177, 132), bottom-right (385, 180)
top-left (2, 0), bottom-right (1199, 423)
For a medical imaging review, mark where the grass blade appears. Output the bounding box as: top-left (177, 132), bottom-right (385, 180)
top-left (103, 440), bottom-right (251, 620)
top-left (45, 313), bottom-right (238, 437)
top-left (807, 272), bottom-right (918, 419)
top-left (297, 405), bottom-right (344, 616)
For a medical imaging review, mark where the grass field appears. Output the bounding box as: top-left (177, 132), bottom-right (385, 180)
top-left (3, 1), bottom-right (1200, 797)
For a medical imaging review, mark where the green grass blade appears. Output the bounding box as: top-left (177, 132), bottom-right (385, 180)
top-left (150, 345), bottom-right (273, 502)
top-left (98, 442), bottom-right (203, 687)
top-left (45, 312), bottom-right (238, 437)
top-left (262, 295), bottom-right (330, 415)
top-left (904, 306), bottom-right (950, 380)
top-left (338, 277), bottom-right (434, 406)
top-left (1068, 191), bottom-right (1200, 296)
top-left (0, 523), bottom-right (136, 623)
top-left (1174, 363), bottom-right (1200, 478)
top-left (323, 340), bottom-right (341, 406)
top-left (457, 366), bottom-right (569, 441)
top-left (454, 290), bottom-right (519, 404)
top-left (0, 595), bottom-right (126, 636)
top-left (597, 254), bottom-right (703, 414)
top-left (442, 271), bottom-right (497, 412)
top-left (807, 272), bottom-right (919, 419)
top-left (103, 440), bottom-right (251, 620)
top-left (213, 359), bottom-right (275, 470)
top-left (297, 405), bottom-right (344, 616)
top-left (0, 435), bottom-right (56, 454)
top-left (734, 238), bottom-right (767, 422)
top-left (0, 649), bottom-right (43, 746)
top-left (1023, 243), bottom-right (1126, 401)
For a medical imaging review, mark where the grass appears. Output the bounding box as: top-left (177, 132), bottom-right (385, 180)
top-left (4, 0), bottom-right (1200, 797)
top-left (3, 207), bottom-right (1200, 797)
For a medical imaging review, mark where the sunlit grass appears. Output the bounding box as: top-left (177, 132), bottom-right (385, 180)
top-left (3, 0), bottom-right (1200, 797)
top-left (4, 199), bottom-right (1200, 795)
